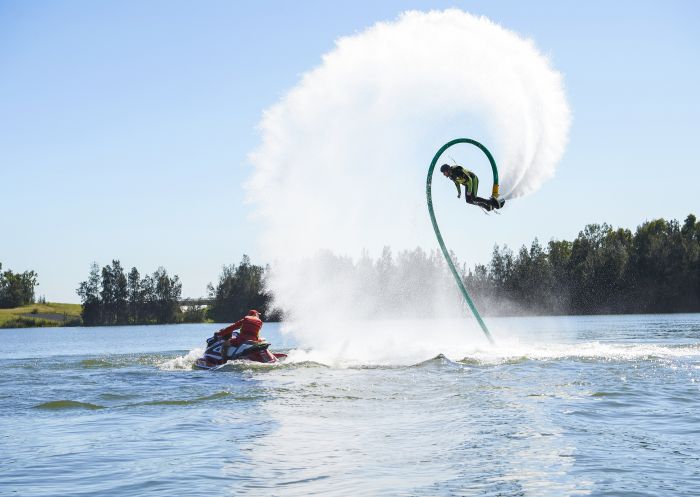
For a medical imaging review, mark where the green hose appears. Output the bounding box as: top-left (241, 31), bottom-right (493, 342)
top-left (426, 138), bottom-right (497, 344)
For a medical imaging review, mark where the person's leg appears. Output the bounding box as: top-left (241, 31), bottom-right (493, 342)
top-left (465, 175), bottom-right (476, 203)
top-left (474, 197), bottom-right (493, 210)
top-left (468, 173), bottom-right (495, 210)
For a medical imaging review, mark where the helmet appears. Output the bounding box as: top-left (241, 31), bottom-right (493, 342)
top-left (247, 309), bottom-right (260, 317)
top-left (440, 164), bottom-right (451, 173)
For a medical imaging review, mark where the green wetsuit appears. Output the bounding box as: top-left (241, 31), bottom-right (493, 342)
top-left (448, 165), bottom-right (479, 199)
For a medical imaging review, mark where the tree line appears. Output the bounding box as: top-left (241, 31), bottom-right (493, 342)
top-left (34, 213), bottom-right (700, 325)
top-left (77, 261), bottom-right (183, 325)
top-left (0, 262), bottom-right (38, 308)
top-left (251, 214), bottom-right (699, 319)
top-left (465, 214), bottom-right (700, 315)
top-left (75, 256), bottom-right (280, 326)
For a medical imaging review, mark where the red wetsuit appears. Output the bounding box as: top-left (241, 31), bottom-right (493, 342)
top-left (215, 315), bottom-right (263, 346)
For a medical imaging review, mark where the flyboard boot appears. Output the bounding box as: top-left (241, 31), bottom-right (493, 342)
top-left (488, 183), bottom-right (505, 210)
top-left (489, 196), bottom-right (506, 210)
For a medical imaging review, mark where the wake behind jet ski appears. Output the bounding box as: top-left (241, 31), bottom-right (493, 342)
top-left (194, 309), bottom-right (286, 369)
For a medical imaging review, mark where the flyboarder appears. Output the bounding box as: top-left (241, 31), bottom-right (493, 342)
top-left (440, 164), bottom-right (504, 211)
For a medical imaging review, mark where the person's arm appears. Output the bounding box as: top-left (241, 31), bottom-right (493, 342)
top-left (450, 166), bottom-right (463, 198)
top-left (216, 318), bottom-right (244, 339)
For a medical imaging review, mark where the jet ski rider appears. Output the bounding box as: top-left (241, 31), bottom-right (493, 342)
top-left (440, 163), bottom-right (502, 211)
top-left (212, 309), bottom-right (264, 352)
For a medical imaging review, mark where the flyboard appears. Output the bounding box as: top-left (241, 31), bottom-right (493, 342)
top-left (426, 138), bottom-right (505, 345)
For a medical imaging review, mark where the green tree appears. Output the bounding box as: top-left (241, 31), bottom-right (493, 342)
top-left (207, 255), bottom-right (273, 322)
top-left (680, 214), bottom-right (700, 310)
top-left (489, 244), bottom-right (514, 302)
top-left (140, 274), bottom-right (156, 322)
top-left (100, 263), bottom-right (116, 324)
top-left (77, 263), bottom-right (102, 325)
top-left (127, 267), bottom-right (142, 323)
top-left (627, 219), bottom-right (682, 312)
top-left (547, 239), bottom-right (572, 313)
top-left (152, 267), bottom-right (182, 324)
top-left (112, 260), bottom-right (129, 325)
top-left (0, 263), bottom-right (39, 308)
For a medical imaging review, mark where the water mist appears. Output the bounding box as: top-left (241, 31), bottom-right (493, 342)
top-left (247, 10), bottom-right (571, 365)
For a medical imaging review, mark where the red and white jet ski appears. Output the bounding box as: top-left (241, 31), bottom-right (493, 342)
top-left (194, 334), bottom-right (287, 370)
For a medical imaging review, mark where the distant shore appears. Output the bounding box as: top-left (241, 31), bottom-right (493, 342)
top-left (2, 303), bottom-right (700, 329)
top-left (0, 303), bottom-right (82, 328)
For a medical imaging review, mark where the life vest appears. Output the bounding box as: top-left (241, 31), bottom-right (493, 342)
top-left (450, 166), bottom-right (474, 184)
top-left (237, 315), bottom-right (263, 342)
top-left (216, 315), bottom-right (263, 344)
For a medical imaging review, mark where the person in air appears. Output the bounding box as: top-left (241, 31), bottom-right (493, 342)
top-left (210, 309), bottom-right (264, 349)
top-left (440, 163), bottom-right (504, 211)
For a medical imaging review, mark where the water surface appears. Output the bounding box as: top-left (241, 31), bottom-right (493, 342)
top-left (1, 315), bottom-right (699, 496)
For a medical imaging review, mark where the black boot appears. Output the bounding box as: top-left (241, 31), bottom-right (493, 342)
top-left (473, 197), bottom-right (493, 211)
top-left (490, 197), bottom-right (505, 209)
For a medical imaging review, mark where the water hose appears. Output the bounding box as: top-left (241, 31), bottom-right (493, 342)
top-left (426, 138), bottom-right (497, 344)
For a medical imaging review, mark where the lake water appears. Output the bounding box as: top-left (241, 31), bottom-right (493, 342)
top-left (1, 315), bottom-right (699, 496)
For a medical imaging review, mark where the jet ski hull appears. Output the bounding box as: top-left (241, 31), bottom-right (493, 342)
top-left (194, 337), bottom-right (286, 369)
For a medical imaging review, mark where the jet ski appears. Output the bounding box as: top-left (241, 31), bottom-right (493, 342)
top-left (194, 334), bottom-right (287, 370)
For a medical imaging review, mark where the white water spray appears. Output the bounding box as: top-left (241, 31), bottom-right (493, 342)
top-left (247, 10), bottom-right (571, 363)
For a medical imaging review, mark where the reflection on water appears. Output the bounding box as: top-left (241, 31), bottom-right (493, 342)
top-left (241, 365), bottom-right (585, 496)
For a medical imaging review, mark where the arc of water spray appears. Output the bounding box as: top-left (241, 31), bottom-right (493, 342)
top-left (426, 138), bottom-right (498, 345)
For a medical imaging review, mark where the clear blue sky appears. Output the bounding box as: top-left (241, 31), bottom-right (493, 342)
top-left (1, 0), bottom-right (698, 302)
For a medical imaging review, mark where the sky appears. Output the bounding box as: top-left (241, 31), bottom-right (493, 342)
top-left (1, 0), bottom-right (698, 303)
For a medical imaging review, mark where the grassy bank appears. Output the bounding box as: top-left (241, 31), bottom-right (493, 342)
top-left (0, 303), bottom-right (82, 328)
